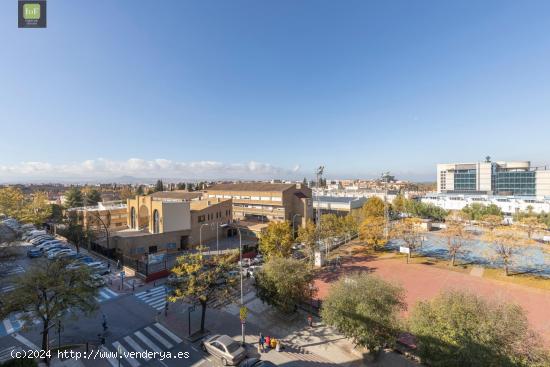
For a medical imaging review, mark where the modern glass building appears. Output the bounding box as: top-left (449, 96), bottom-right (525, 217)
top-left (437, 160), bottom-right (550, 197)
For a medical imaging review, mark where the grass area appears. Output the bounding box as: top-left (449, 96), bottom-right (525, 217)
top-left (327, 239), bottom-right (550, 291)
top-left (483, 267), bottom-right (550, 291)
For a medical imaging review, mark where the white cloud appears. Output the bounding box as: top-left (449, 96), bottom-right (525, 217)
top-left (0, 158), bottom-right (301, 182)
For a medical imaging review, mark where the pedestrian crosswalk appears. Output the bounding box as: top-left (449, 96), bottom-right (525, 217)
top-left (99, 322), bottom-right (183, 367)
top-left (134, 286), bottom-right (169, 311)
top-left (0, 287), bottom-right (118, 337)
top-left (95, 287), bottom-right (119, 303)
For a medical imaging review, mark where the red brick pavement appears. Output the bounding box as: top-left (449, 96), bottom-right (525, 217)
top-left (314, 255), bottom-right (550, 346)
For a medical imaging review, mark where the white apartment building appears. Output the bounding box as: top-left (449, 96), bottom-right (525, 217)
top-left (437, 159), bottom-right (550, 197)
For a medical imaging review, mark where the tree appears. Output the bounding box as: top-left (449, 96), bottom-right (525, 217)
top-left (518, 216), bottom-right (545, 239)
top-left (462, 203), bottom-right (502, 221)
top-left (359, 216), bottom-right (387, 250)
top-left (321, 274), bottom-right (405, 356)
top-left (119, 186), bottom-right (135, 201)
top-left (320, 213), bottom-right (343, 239)
top-left (19, 192), bottom-right (52, 225)
top-left (135, 185), bottom-right (144, 196)
top-left (154, 179), bottom-right (164, 192)
top-left (64, 187), bottom-right (84, 208)
top-left (297, 220), bottom-right (316, 262)
top-left (361, 197), bottom-right (385, 220)
top-left (392, 194), bottom-right (406, 215)
top-left (483, 226), bottom-right (525, 276)
top-left (0, 259), bottom-right (98, 363)
top-left (255, 258), bottom-right (316, 314)
top-left (84, 189), bottom-right (102, 206)
top-left (442, 214), bottom-right (472, 266)
top-left (0, 188), bottom-right (52, 225)
top-left (392, 218), bottom-right (424, 260)
top-left (302, 177), bottom-right (308, 187)
top-left (409, 290), bottom-right (549, 367)
top-left (259, 221), bottom-right (294, 259)
top-left (169, 249), bottom-right (239, 333)
top-left (0, 187), bottom-right (25, 218)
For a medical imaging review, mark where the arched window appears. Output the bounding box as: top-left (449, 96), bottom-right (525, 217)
top-left (130, 207), bottom-right (136, 229)
top-left (153, 209), bottom-right (160, 234)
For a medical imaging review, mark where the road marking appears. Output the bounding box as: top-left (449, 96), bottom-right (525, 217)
top-left (153, 323), bottom-right (183, 344)
top-left (123, 336), bottom-right (150, 361)
top-left (144, 327), bottom-right (172, 349)
top-left (134, 331), bottom-right (162, 353)
top-left (12, 333), bottom-right (38, 350)
top-left (113, 341), bottom-right (140, 367)
top-left (100, 346), bottom-right (118, 367)
top-left (103, 288), bottom-right (119, 297)
top-left (2, 319), bottom-right (14, 334)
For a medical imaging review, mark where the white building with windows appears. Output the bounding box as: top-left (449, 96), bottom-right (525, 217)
top-left (437, 159), bottom-right (550, 197)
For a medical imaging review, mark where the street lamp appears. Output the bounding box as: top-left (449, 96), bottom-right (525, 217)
top-left (199, 223), bottom-right (209, 248)
top-left (236, 226), bottom-right (245, 346)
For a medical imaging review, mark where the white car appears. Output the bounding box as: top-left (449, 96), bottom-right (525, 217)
top-left (48, 249), bottom-right (73, 259)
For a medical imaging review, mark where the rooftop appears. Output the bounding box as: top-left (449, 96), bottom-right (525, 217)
top-left (314, 196), bottom-right (367, 203)
top-left (190, 198), bottom-right (231, 211)
top-left (206, 182), bottom-right (296, 192)
top-left (148, 191), bottom-right (203, 201)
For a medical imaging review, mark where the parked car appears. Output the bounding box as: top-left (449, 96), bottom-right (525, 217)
top-left (47, 249), bottom-right (73, 260)
top-left (85, 273), bottom-right (106, 288)
top-left (34, 239), bottom-right (58, 248)
top-left (79, 257), bottom-right (95, 264)
top-left (37, 240), bottom-right (62, 248)
top-left (40, 243), bottom-right (66, 252)
top-left (252, 255), bottom-right (263, 265)
top-left (66, 262), bottom-right (85, 270)
top-left (56, 250), bottom-right (78, 260)
top-left (201, 334), bottom-right (246, 366)
top-left (30, 236), bottom-right (54, 245)
top-left (87, 262), bottom-right (110, 275)
top-left (239, 359), bottom-right (277, 367)
top-left (27, 249), bottom-right (43, 258)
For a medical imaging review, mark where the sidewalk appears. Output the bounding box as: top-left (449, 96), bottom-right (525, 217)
top-left (157, 291), bottom-right (419, 366)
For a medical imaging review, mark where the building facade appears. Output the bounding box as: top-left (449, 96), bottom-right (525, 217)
top-left (204, 183), bottom-right (312, 228)
top-left (313, 196), bottom-right (367, 216)
top-left (111, 191), bottom-right (233, 258)
top-left (65, 201), bottom-right (128, 232)
top-left (437, 160), bottom-right (550, 197)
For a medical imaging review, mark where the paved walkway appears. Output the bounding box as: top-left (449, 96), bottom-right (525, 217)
top-left (314, 255), bottom-right (550, 346)
top-left (157, 290), bottom-right (419, 366)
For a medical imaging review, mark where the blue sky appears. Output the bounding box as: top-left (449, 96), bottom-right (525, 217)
top-left (1, 0), bottom-right (550, 182)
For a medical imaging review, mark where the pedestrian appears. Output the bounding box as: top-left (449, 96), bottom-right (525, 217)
top-left (108, 262), bottom-right (111, 271)
top-left (265, 335), bottom-right (271, 350)
top-left (275, 339), bottom-right (281, 352)
top-left (116, 260), bottom-right (120, 269)
top-left (258, 333), bottom-right (265, 353)
top-left (307, 314), bottom-right (313, 327)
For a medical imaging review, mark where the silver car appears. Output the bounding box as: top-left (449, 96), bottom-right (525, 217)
top-left (201, 334), bottom-right (246, 366)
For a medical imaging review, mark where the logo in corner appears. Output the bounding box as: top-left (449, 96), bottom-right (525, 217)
top-left (19, 1), bottom-right (47, 28)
